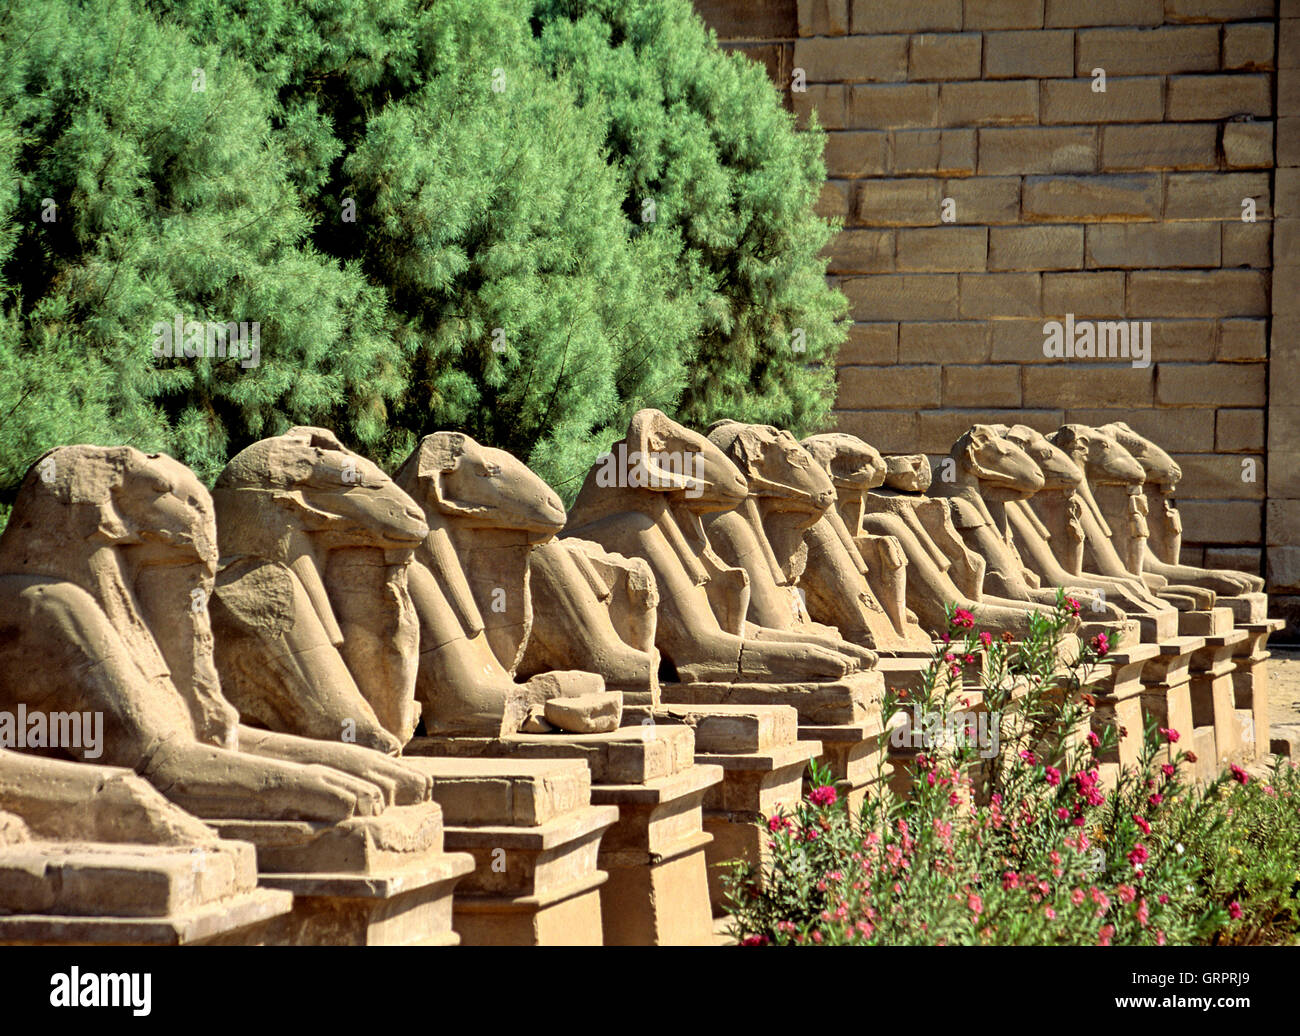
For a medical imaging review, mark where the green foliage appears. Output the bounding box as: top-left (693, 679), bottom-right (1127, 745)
top-left (1, 0), bottom-right (842, 509)
top-left (535, 0), bottom-right (847, 435)
top-left (0, 0), bottom-right (397, 490)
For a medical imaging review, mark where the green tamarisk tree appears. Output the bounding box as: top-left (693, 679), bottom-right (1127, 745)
top-left (1, 0), bottom-right (844, 513)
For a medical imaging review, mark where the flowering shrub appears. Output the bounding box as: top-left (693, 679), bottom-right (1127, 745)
top-left (724, 593), bottom-right (1300, 946)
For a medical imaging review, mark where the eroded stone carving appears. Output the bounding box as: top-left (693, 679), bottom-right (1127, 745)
top-left (800, 433), bottom-right (930, 653)
top-left (996, 424), bottom-right (1168, 619)
top-left (932, 425), bottom-right (1131, 623)
top-left (1097, 422), bottom-right (1264, 595)
top-left (0, 445), bottom-right (430, 823)
top-left (566, 409), bottom-right (856, 683)
top-left (1047, 426), bottom-right (1210, 611)
top-left (828, 439), bottom-right (1060, 638)
top-left (393, 432), bottom-right (616, 736)
top-left (211, 427), bottom-right (428, 752)
top-left (702, 421), bottom-right (877, 668)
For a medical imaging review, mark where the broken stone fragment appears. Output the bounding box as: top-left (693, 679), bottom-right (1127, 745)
top-left (520, 707), bottom-right (555, 734)
top-left (543, 692), bottom-right (624, 734)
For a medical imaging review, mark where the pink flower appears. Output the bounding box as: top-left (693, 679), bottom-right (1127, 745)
top-left (952, 608), bottom-right (975, 629)
top-left (1090, 633), bottom-right (1109, 657)
top-left (809, 784), bottom-right (838, 807)
top-left (1071, 888), bottom-right (1085, 906)
top-left (1159, 727), bottom-right (1180, 743)
top-left (1148, 793), bottom-right (1163, 807)
top-left (1002, 871), bottom-right (1021, 890)
top-left (768, 814), bottom-right (792, 832)
top-left (1065, 597), bottom-right (1081, 616)
top-left (1020, 749), bottom-right (1037, 765)
top-left (1044, 766), bottom-right (1061, 786)
top-left (1132, 814), bottom-right (1150, 835)
top-left (978, 631), bottom-right (992, 647)
top-left (1230, 764), bottom-right (1249, 786)
top-left (1228, 901), bottom-right (1243, 920)
top-left (1097, 924), bottom-right (1115, 946)
top-left (811, 930), bottom-right (823, 943)
top-left (1128, 843), bottom-right (1149, 867)
top-left (1088, 731), bottom-right (1101, 749)
top-left (1117, 884), bottom-right (1136, 905)
top-left (741, 934), bottom-right (769, 946)
top-left (1137, 898), bottom-right (1149, 927)
top-left (1045, 906), bottom-right (1057, 920)
top-left (967, 892), bottom-right (983, 916)
top-left (1161, 763), bottom-right (1175, 778)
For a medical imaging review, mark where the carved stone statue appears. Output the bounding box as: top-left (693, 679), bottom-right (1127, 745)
top-left (830, 440), bottom-right (1061, 638)
top-left (0, 751), bottom-right (292, 938)
top-left (211, 427), bottom-right (428, 753)
top-left (0, 445), bottom-right (431, 823)
top-left (882, 454), bottom-right (987, 601)
top-left (0, 750), bottom-right (219, 847)
top-left (799, 433), bottom-right (931, 653)
top-left (931, 425), bottom-right (1132, 623)
top-left (1096, 422), bottom-right (1264, 595)
top-left (519, 538), bottom-right (662, 704)
top-left (995, 424), bottom-right (1169, 619)
top-left (1033, 426), bottom-right (1192, 627)
top-left (701, 421), bottom-right (877, 668)
top-left (565, 409), bottom-right (856, 684)
top-left (393, 432), bottom-right (615, 736)
top-left (1049, 426), bottom-right (1211, 611)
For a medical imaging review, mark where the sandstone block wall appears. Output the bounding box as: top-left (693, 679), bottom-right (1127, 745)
top-left (694, 0), bottom-right (1299, 631)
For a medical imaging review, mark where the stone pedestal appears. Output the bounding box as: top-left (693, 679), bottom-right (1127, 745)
top-left (1087, 642), bottom-right (1159, 781)
top-left (663, 669), bottom-right (888, 814)
top-left (1218, 592), bottom-right (1268, 625)
top-left (1188, 629), bottom-right (1251, 775)
top-left (1228, 618), bottom-right (1284, 761)
top-left (207, 803), bottom-right (474, 945)
top-left (1177, 605), bottom-right (1235, 638)
top-left (0, 839), bottom-right (292, 946)
top-left (402, 757), bottom-right (617, 945)
top-left (660, 669), bottom-right (883, 727)
top-left (406, 726), bottom-right (722, 945)
top-left (874, 654), bottom-right (936, 696)
top-left (1137, 636), bottom-right (1204, 776)
top-left (1128, 608), bottom-right (1180, 643)
top-left (642, 704), bottom-right (818, 916)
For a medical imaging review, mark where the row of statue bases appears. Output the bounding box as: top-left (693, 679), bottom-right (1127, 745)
top-left (0, 409), bottom-right (1279, 945)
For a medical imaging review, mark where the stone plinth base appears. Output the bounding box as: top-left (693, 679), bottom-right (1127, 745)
top-left (661, 669), bottom-right (882, 725)
top-left (1129, 607), bottom-right (1180, 643)
top-left (0, 839), bottom-right (291, 945)
top-left (1219, 593), bottom-right (1268, 625)
top-left (1229, 619), bottom-right (1284, 761)
top-left (800, 717), bottom-right (890, 813)
top-left (208, 803), bottom-right (474, 945)
top-left (1177, 606), bottom-right (1235, 638)
top-left (1189, 629), bottom-right (1251, 774)
top-left (1088, 642), bottom-right (1160, 779)
top-left (402, 756), bottom-right (616, 945)
top-left (592, 764), bottom-right (721, 945)
top-left (646, 704), bottom-right (818, 916)
top-left (1138, 635), bottom-right (1204, 776)
top-left (406, 727), bottom-right (722, 945)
